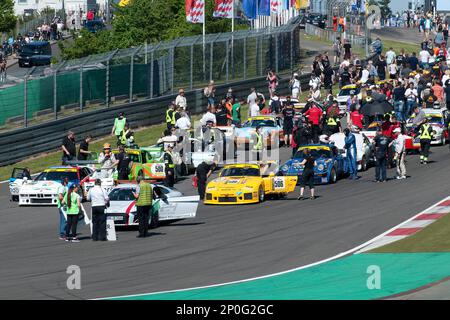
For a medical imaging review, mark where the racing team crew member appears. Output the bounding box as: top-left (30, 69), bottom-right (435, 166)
top-left (304, 102), bottom-right (322, 143)
top-left (253, 126), bottom-right (263, 161)
top-left (165, 103), bottom-right (176, 130)
top-left (98, 143), bottom-right (117, 178)
top-left (282, 101), bottom-right (295, 146)
top-left (86, 179), bottom-right (110, 241)
top-left (111, 112), bottom-right (127, 146)
top-left (164, 144), bottom-right (176, 187)
top-left (119, 124), bottom-right (136, 148)
top-left (416, 118), bottom-right (434, 164)
top-left (196, 160), bottom-right (216, 200)
top-left (61, 130), bottom-right (76, 165)
top-left (57, 177), bottom-right (69, 240)
top-left (116, 145), bottom-right (132, 180)
top-left (344, 128), bottom-right (358, 180)
top-left (133, 176), bottom-right (153, 238)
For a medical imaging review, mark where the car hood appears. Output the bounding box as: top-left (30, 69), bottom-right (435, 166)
top-left (281, 157), bottom-right (331, 173)
top-left (207, 176), bottom-right (261, 190)
top-left (235, 127), bottom-right (277, 137)
top-left (20, 180), bottom-right (62, 192)
top-left (105, 200), bottom-right (136, 214)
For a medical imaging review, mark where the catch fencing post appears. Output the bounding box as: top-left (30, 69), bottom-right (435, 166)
top-left (53, 62), bottom-right (64, 119)
top-left (190, 44), bottom-right (194, 90)
top-left (23, 67), bottom-right (34, 128)
top-left (79, 56), bottom-right (90, 112)
top-left (243, 37), bottom-right (247, 80)
top-left (209, 42), bottom-right (213, 81)
top-left (226, 40), bottom-right (229, 83)
top-left (105, 49), bottom-right (118, 108)
top-left (290, 29), bottom-right (294, 74)
top-left (275, 32), bottom-right (279, 74)
top-left (129, 46), bottom-right (141, 103)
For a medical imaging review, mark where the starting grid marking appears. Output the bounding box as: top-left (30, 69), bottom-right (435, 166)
top-left (357, 196), bottom-right (450, 253)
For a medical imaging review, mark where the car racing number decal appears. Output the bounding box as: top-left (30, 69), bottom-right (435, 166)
top-left (151, 164), bottom-right (165, 175)
top-left (273, 177), bottom-right (285, 190)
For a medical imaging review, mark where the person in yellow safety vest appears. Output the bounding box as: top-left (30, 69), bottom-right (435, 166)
top-left (165, 104), bottom-right (176, 130)
top-left (119, 123), bottom-right (135, 148)
top-left (253, 126), bottom-right (263, 162)
top-left (111, 112), bottom-right (127, 146)
top-left (163, 144), bottom-right (175, 187)
top-left (416, 118), bottom-right (434, 164)
top-left (324, 115), bottom-right (341, 135)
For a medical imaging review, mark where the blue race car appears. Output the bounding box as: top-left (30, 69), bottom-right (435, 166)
top-left (279, 144), bottom-right (348, 184)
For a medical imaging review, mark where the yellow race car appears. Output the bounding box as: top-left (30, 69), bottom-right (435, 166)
top-left (204, 162), bottom-right (297, 204)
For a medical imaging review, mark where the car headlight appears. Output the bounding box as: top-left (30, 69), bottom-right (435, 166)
top-left (317, 164), bottom-right (325, 171)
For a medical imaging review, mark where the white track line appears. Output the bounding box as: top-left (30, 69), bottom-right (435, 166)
top-left (97, 195), bottom-right (450, 300)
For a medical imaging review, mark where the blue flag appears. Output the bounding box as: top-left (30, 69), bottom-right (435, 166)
top-left (243, 0), bottom-right (257, 19)
top-left (258, 0), bottom-right (270, 16)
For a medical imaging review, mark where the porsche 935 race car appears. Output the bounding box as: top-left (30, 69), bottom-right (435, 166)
top-left (105, 184), bottom-right (199, 227)
top-left (279, 144), bottom-right (347, 184)
top-left (204, 162), bottom-right (297, 204)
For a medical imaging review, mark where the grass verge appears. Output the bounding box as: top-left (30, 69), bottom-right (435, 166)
top-left (0, 105), bottom-right (250, 181)
top-left (370, 213), bottom-right (450, 253)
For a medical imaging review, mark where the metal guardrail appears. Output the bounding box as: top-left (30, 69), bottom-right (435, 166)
top-left (0, 72), bottom-right (312, 166)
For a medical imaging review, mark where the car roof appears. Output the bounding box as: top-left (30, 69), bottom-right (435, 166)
top-left (24, 41), bottom-right (50, 46)
top-left (298, 144), bottom-right (332, 150)
top-left (47, 166), bottom-right (79, 171)
top-left (341, 85), bottom-right (358, 90)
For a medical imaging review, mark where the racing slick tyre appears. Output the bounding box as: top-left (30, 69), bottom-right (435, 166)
top-left (11, 195), bottom-right (19, 202)
top-left (258, 186), bottom-right (265, 203)
top-left (150, 211), bottom-right (160, 229)
top-left (360, 156), bottom-right (367, 172)
top-left (330, 168), bottom-right (337, 184)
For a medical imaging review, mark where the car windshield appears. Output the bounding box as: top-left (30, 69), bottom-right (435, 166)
top-left (339, 88), bottom-right (359, 96)
top-left (295, 147), bottom-right (332, 159)
top-left (35, 171), bottom-right (78, 181)
top-left (221, 167), bottom-right (260, 177)
top-left (109, 188), bottom-right (136, 201)
top-left (128, 153), bottom-right (141, 162)
top-left (21, 44), bottom-right (51, 55)
top-left (246, 119), bottom-right (276, 127)
top-left (427, 116), bottom-right (443, 124)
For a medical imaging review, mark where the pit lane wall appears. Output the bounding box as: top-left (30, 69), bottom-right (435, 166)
top-left (0, 74), bottom-right (311, 166)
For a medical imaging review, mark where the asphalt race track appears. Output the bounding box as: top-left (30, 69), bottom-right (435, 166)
top-left (1, 145), bottom-right (450, 299)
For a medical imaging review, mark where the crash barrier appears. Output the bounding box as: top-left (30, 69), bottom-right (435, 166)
top-left (304, 23), bottom-right (369, 48)
top-left (0, 23), bottom-right (301, 130)
top-left (0, 72), bottom-right (312, 166)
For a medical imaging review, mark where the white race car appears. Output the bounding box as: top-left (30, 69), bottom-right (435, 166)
top-left (82, 168), bottom-right (117, 196)
top-left (17, 166), bottom-right (93, 206)
top-left (329, 132), bottom-right (374, 171)
top-left (105, 184), bottom-right (199, 228)
top-left (9, 168), bottom-right (32, 201)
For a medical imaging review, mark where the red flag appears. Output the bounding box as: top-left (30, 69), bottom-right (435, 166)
top-left (213, 0), bottom-right (234, 18)
top-left (186, 0), bottom-right (205, 23)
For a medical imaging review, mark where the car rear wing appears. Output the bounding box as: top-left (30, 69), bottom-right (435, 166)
top-left (116, 179), bottom-right (157, 185)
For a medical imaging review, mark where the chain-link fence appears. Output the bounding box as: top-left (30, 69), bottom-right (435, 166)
top-left (14, 10), bottom-right (65, 37)
top-left (0, 22), bottom-right (301, 132)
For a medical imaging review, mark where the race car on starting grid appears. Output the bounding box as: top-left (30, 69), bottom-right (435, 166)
top-left (105, 183), bottom-right (199, 228)
top-left (279, 144), bottom-right (348, 184)
top-left (204, 162), bottom-right (298, 204)
top-left (234, 116), bottom-right (284, 149)
top-left (13, 166), bottom-right (94, 205)
top-left (112, 147), bottom-right (166, 180)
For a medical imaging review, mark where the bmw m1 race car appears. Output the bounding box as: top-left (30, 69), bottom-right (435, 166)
top-left (105, 184), bottom-right (199, 227)
top-left (9, 168), bottom-right (31, 201)
top-left (204, 162), bottom-right (297, 204)
top-left (279, 144), bottom-right (347, 184)
top-left (16, 166), bottom-right (93, 205)
top-left (234, 116), bottom-right (284, 149)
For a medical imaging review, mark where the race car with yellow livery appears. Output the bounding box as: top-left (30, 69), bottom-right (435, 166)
top-left (234, 116), bottom-right (284, 149)
top-left (204, 162), bottom-right (297, 204)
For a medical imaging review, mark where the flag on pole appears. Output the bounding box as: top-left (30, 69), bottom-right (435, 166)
top-left (258, 0), bottom-right (270, 16)
top-left (270, 0), bottom-right (280, 14)
top-left (186, 0), bottom-right (205, 23)
top-left (281, 0), bottom-right (290, 10)
top-left (243, 0), bottom-right (257, 19)
top-left (213, 0), bottom-right (234, 18)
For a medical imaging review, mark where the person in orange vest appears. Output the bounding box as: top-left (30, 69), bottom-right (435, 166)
top-left (224, 97), bottom-right (233, 125)
top-left (332, 15), bottom-right (338, 32)
top-left (338, 16), bottom-right (345, 33)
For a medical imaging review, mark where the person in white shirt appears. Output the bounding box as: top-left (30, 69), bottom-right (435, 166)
top-left (250, 102), bottom-right (260, 117)
top-left (360, 67), bottom-right (370, 84)
top-left (385, 48), bottom-right (396, 65)
top-left (86, 179), bottom-right (110, 241)
top-left (157, 129), bottom-right (178, 150)
top-left (247, 88), bottom-right (258, 106)
top-left (393, 128), bottom-right (406, 179)
top-left (442, 70), bottom-right (450, 88)
top-left (175, 88), bottom-right (187, 110)
top-left (419, 49), bottom-right (431, 68)
top-left (339, 58), bottom-right (350, 70)
top-left (200, 106), bottom-right (217, 126)
top-left (175, 112), bottom-right (191, 130)
top-left (405, 82), bottom-right (418, 117)
top-left (290, 73), bottom-right (301, 99)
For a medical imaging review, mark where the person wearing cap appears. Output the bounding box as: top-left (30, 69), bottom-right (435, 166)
top-left (175, 88), bottom-right (187, 110)
top-left (423, 86), bottom-right (437, 108)
top-left (111, 112), bottom-right (127, 146)
top-left (163, 144), bottom-right (176, 187)
top-left (133, 176), bottom-right (153, 238)
top-left (392, 127), bottom-right (406, 179)
top-left (86, 179), bottom-right (109, 241)
top-left (415, 118), bottom-right (434, 164)
top-left (98, 143), bottom-right (117, 178)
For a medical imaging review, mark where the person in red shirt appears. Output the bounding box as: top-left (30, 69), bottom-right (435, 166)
top-left (349, 104), bottom-right (364, 129)
top-left (304, 103), bottom-right (323, 143)
top-left (332, 15), bottom-right (338, 32)
top-left (381, 114), bottom-right (393, 138)
top-left (87, 10), bottom-right (94, 21)
top-left (432, 79), bottom-right (444, 103)
top-left (390, 115), bottom-right (401, 133)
